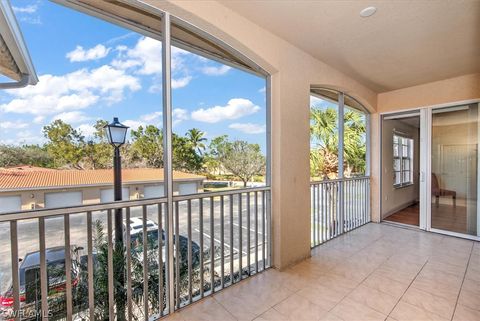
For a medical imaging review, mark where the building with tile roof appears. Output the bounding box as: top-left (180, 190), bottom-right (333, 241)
top-left (0, 167), bottom-right (204, 212)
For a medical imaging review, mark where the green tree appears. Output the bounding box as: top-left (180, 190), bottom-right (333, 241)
top-left (43, 120), bottom-right (85, 169)
top-left (214, 137), bottom-right (265, 187)
top-left (185, 128), bottom-right (207, 154)
top-left (310, 106), bottom-right (366, 179)
top-left (130, 125), bottom-right (164, 168)
top-left (0, 144), bottom-right (53, 168)
top-left (310, 108), bottom-right (339, 179)
top-left (83, 120), bottom-right (113, 169)
top-left (172, 134), bottom-right (203, 173)
top-left (344, 110), bottom-right (366, 175)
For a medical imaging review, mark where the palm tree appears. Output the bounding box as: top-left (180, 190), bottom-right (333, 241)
top-left (310, 107), bottom-right (366, 179)
top-left (310, 108), bottom-right (339, 179)
top-left (186, 128), bottom-right (207, 154)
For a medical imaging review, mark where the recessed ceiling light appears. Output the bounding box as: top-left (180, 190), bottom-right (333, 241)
top-left (360, 6), bottom-right (377, 18)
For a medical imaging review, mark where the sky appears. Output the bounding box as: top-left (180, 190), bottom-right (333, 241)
top-left (0, 1), bottom-right (267, 152)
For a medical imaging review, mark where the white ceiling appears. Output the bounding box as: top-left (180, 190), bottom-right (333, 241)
top-left (221, 0), bottom-right (480, 93)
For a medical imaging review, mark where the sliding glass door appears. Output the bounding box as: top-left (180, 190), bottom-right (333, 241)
top-left (430, 104), bottom-right (480, 237)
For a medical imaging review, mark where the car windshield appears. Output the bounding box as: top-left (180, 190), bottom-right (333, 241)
top-left (130, 230), bottom-right (164, 250)
top-left (19, 260), bottom-right (66, 286)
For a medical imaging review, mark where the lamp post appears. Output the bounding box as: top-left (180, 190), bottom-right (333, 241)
top-left (104, 117), bottom-right (129, 244)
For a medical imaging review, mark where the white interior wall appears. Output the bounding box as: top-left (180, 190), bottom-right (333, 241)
top-left (381, 118), bottom-right (420, 218)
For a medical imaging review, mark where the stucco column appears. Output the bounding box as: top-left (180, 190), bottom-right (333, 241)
top-left (271, 72), bottom-right (312, 270)
top-left (370, 112), bottom-right (381, 223)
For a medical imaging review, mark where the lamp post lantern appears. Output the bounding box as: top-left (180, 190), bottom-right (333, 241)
top-left (104, 117), bottom-right (129, 244)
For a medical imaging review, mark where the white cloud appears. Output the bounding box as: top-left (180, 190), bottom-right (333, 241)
top-left (52, 111), bottom-right (91, 124)
top-left (140, 111), bottom-right (162, 122)
top-left (123, 119), bottom-right (146, 131)
top-left (0, 65), bottom-right (140, 115)
top-left (118, 37), bottom-right (163, 75)
top-left (15, 130), bottom-right (44, 145)
top-left (33, 116), bottom-right (45, 124)
top-left (173, 108), bottom-right (189, 126)
top-left (105, 32), bottom-right (136, 45)
top-left (66, 44), bottom-right (111, 62)
top-left (258, 86), bottom-right (266, 93)
top-left (229, 123), bottom-right (266, 134)
top-left (12, 4), bottom-right (41, 25)
top-left (111, 59), bottom-right (141, 70)
top-left (172, 76), bottom-right (192, 89)
top-left (19, 16), bottom-right (41, 25)
top-left (1, 92), bottom-right (99, 116)
top-left (191, 98), bottom-right (260, 123)
top-left (0, 121), bottom-right (29, 129)
top-left (114, 37), bottom-right (191, 75)
top-left (201, 65), bottom-right (231, 76)
top-left (121, 108), bottom-right (186, 130)
top-left (77, 124), bottom-right (97, 138)
top-left (12, 5), bottom-right (37, 13)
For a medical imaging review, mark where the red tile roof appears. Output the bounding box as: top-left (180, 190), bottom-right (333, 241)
top-left (0, 168), bottom-right (204, 190)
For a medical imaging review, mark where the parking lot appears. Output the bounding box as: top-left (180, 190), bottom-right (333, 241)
top-left (0, 193), bottom-right (269, 294)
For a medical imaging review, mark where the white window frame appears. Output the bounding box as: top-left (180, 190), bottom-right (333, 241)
top-left (393, 133), bottom-right (414, 187)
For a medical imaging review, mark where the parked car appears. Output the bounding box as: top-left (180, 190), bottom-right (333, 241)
top-left (123, 217), bottom-right (200, 269)
top-left (0, 246), bottom-right (82, 317)
top-left (124, 217), bottom-right (164, 252)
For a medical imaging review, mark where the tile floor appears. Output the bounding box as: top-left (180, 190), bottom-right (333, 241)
top-left (164, 223), bottom-right (480, 321)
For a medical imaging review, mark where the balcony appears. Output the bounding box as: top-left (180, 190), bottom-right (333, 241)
top-left (0, 188), bottom-right (271, 320)
top-left (0, 1), bottom-right (479, 320)
top-left (162, 223), bottom-right (480, 321)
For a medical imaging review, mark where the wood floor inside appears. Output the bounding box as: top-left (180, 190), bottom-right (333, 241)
top-left (384, 203), bottom-right (419, 226)
top-left (384, 199), bottom-right (475, 235)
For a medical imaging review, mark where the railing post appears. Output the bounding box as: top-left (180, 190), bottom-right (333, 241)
top-left (161, 11), bottom-right (175, 313)
top-left (338, 93), bottom-right (345, 235)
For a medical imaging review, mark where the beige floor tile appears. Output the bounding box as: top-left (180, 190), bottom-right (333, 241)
top-left (296, 283), bottom-right (349, 312)
top-left (178, 297), bottom-right (236, 321)
top-left (461, 277), bottom-right (480, 295)
top-left (469, 253), bottom-right (480, 266)
top-left (255, 308), bottom-right (289, 321)
top-left (402, 287), bottom-right (456, 319)
top-left (390, 301), bottom-right (449, 321)
top-left (418, 267), bottom-right (464, 284)
top-left (383, 258), bottom-right (425, 275)
top-left (374, 265), bottom-right (418, 284)
top-left (423, 261), bottom-right (467, 277)
top-left (362, 272), bottom-right (409, 299)
top-left (429, 253), bottom-right (469, 268)
top-left (316, 272), bottom-right (360, 291)
top-left (272, 293), bottom-right (328, 321)
top-left (329, 262), bottom-right (372, 282)
top-left (318, 312), bottom-right (345, 321)
top-left (261, 266), bottom-right (322, 292)
top-left (330, 298), bottom-right (386, 321)
top-left (162, 312), bottom-right (186, 321)
top-left (411, 277), bottom-right (460, 301)
top-left (346, 284), bottom-right (398, 315)
top-left (155, 224), bottom-right (480, 321)
top-left (458, 287), bottom-right (480, 312)
top-left (214, 279), bottom-right (293, 320)
top-left (472, 243), bottom-right (480, 256)
top-left (465, 264), bottom-right (480, 282)
top-left (440, 237), bottom-right (473, 253)
top-left (453, 304), bottom-right (480, 321)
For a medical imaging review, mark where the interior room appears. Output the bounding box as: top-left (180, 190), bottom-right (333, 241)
top-left (431, 104), bottom-right (479, 236)
top-left (381, 115), bottom-right (420, 226)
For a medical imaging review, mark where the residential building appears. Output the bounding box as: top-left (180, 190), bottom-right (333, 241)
top-left (0, 1), bottom-right (478, 321)
top-left (0, 166), bottom-right (204, 212)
